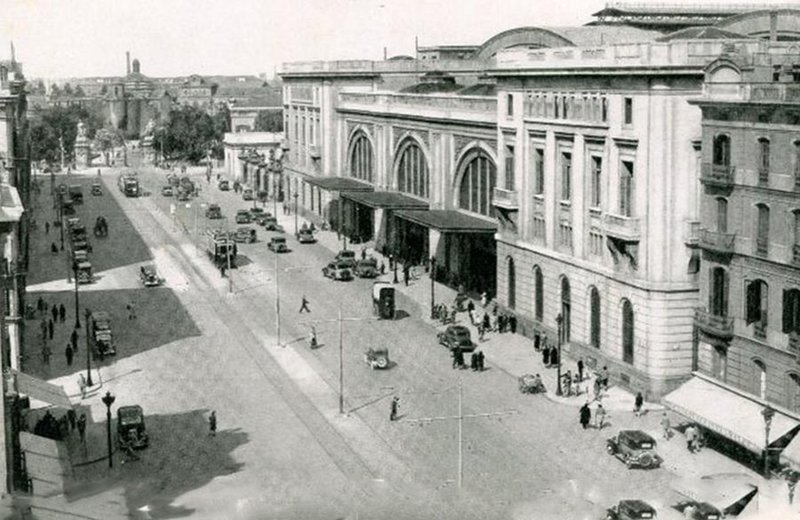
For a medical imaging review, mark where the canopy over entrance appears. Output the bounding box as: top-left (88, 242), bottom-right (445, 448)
top-left (304, 176), bottom-right (374, 193)
top-left (394, 209), bottom-right (497, 233)
top-left (341, 191), bottom-right (428, 210)
top-left (11, 370), bottom-right (72, 409)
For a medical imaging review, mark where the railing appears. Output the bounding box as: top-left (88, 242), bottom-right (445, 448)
top-left (281, 58), bottom-right (488, 76)
top-left (491, 187), bottom-right (519, 210)
top-left (700, 163), bottom-right (735, 187)
top-left (603, 214), bottom-right (640, 241)
top-left (699, 229), bottom-right (736, 254)
top-left (703, 82), bottom-right (800, 103)
top-left (695, 308), bottom-right (734, 339)
top-left (684, 220), bottom-right (701, 246)
top-left (338, 91), bottom-right (496, 114)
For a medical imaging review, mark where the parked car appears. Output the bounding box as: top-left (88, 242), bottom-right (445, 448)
top-left (235, 210), bottom-right (252, 224)
top-left (262, 216), bottom-right (280, 231)
top-left (161, 186), bottom-right (174, 197)
top-left (354, 257), bottom-right (379, 278)
top-left (205, 204), bottom-right (222, 219)
top-left (242, 188), bottom-right (254, 201)
top-left (335, 250), bottom-right (357, 268)
top-left (177, 189), bottom-right (190, 201)
top-left (674, 501), bottom-right (722, 520)
top-left (91, 183), bottom-right (103, 196)
top-left (250, 207), bottom-right (265, 217)
top-left (267, 236), bottom-right (289, 253)
top-left (605, 500), bottom-right (657, 520)
top-left (139, 264), bottom-right (162, 287)
top-left (296, 228), bottom-right (316, 244)
top-left (233, 227), bottom-right (257, 243)
top-left (218, 179), bottom-right (230, 191)
top-left (322, 261), bottom-right (353, 281)
top-left (437, 325), bottom-right (475, 352)
top-left (117, 405), bottom-right (149, 449)
top-left (254, 214), bottom-right (270, 226)
top-left (606, 430), bottom-right (663, 469)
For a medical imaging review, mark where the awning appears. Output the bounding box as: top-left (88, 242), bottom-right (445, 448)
top-left (781, 431), bottom-right (800, 467)
top-left (12, 370), bottom-right (72, 409)
top-left (341, 191), bottom-right (429, 210)
top-left (663, 375), bottom-right (800, 453)
top-left (671, 475), bottom-right (758, 517)
top-left (395, 209), bottom-right (497, 233)
top-left (304, 176), bottom-right (374, 192)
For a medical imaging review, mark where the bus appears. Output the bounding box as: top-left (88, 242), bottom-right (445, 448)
top-left (117, 174), bottom-right (139, 197)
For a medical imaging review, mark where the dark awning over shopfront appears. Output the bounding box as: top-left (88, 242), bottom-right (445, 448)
top-left (12, 370), bottom-right (72, 408)
top-left (341, 191), bottom-right (429, 210)
top-left (304, 176), bottom-right (374, 192)
top-left (394, 209), bottom-right (497, 233)
top-left (663, 374), bottom-right (800, 454)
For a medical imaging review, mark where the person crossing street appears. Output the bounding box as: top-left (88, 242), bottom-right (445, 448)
top-left (299, 296), bottom-right (311, 313)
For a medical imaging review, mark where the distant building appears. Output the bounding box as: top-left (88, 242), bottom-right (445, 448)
top-left (223, 132), bottom-right (283, 194)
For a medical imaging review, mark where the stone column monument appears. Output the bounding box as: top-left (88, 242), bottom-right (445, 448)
top-left (141, 119), bottom-right (156, 165)
top-left (74, 120), bottom-right (92, 169)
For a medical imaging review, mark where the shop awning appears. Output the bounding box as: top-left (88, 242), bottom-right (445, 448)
top-left (12, 370), bottom-right (72, 409)
top-left (342, 191), bottom-right (429, 210)
top-left (304, 176), bottom-right (374, 192)
top-left (671, 475), bottom-right (759, 517)
top-left (663, 375), bottom-right (800, 453)
top-left (395, 209), bottom-right (497, 233)
top-left (779, 429), bottom-right (800, 468)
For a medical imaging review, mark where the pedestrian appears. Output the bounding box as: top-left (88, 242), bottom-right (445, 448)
top-left (685, 424), bottom-right (697, 453)
top-left (45, 221), bottom-right (50, 234)
top-left (456, 347), bottom-right (465, 369)
top-left (660, 413), bottom-right (671, 440)
top-left (580, 402), bottom-right (591, 429)
top-left (593, 377), bottom-right (602, 401)
top-left (70, 329), bottom-right (78, 352)
top-left (220, 263), bottom-right (227, 278)
top-left (361, 247), bottom-right (367, 260)
top-left (542, 342), bottom-right (550, 366)
top-left (478, 322), bottom-right (485, 341)
top-left (452, 346), bottom-right (461, 369)
top-left (509, 315), bottom-right (517, 334)
top-left (65, 344), bottom-right (74, 366)
top-left (482, 313), bottom-right (491, 335)
top-left (41, 345), bottom-right (51, 366)
top-left (40, 318), bottom-right (47, 340)
top-left (77, 414), bottom-right (86, 443)
top-left (480, 292), bottom-right (488, 307)
top-left (788, 474), bottom-right (798, 505)
top-left (470, 352), bottom-right (478, 371)
top-left (600, 366), bottom-right (610, 389)
top-left (467, 300), bottom-right (475, 313)
top-left (478, 351), bottom-right (485, 371)
top-left (390, 396), bottom-right (400, 421)
top-left (299, 295), bottom-right (311, 313)
top-left (37, 296), bottom-right (44, 316)
top-left (59, 303), bottom-right (66, 323)
top-left (379, 262), bottom-right (385, 275)
top-left (67, 409), bottom-right (77, 431)
top-left (577, 358), bottom-right (584, 382)
top-left (208, 411), bottom-right (217, 436)
top-left (388, 254), bottom-right (394, 270)
top-left (127, 301), bottom-right (136, 320)
top-left (563, 371), bottom-right (572, 396)
top-left (48, 319), bottom-right (54, 340)
top-left (51, 304), bottom-right (58, 323)
top-left (403, 264), bottom-right (409, 287)
top-left (97, 168), bottom-right (101, 177)
top-left (634, 392), bottom-right (644, 417)
top-left (595, 404), bottom-right (607, 430)
top-left (549, 345), bottom-right (559, 368)
top-left (51, 242), bottom-right (58, 254)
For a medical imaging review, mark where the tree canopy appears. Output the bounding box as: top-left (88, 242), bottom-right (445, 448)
top-left (152, 104), bottom-right (230, 163)
top-left (254, 110), bottom-right (283, 132)
top-left (29, 104), bottom-right (104, 164)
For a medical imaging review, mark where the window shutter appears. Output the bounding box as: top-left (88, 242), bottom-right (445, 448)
top-left (785, 290), bottom-right (794, 334)
top-left (722, 272), bottom-right (729, 317)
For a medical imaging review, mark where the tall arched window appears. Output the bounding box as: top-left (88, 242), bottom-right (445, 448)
top-left (622, 299), bottom-right (634, 364)
top-left (457, 150), bottom-right (496, 216)
top-left (710, 267), bottom-right (729, 317)
top-left (787, 373), bottom-right (800, 412)
top-left (746, 279), bottom-right (769, 337)
top-left (507, 257), bottom-right (516, 309)
top-left (758, 138), bottom-right (770, 183)
top-left (349, 132), bottom-right (374, 183)
top-left (713, 134), bottom-right (730, 167)
top-left (533, 266), bottom-right (543, 322)
top-left (793, 209), bottom-right (800, 247)
top-left (783, 288), bottom-right (800, 334)
top-left (561, 277), bottom-right (571, 343)
top-left (396, 139), bottom-right (429, 198)
top-left (589, 286), bottom-right (601, 349)
top-left (716, 198), bottom-right (728, 233)
top-left (753, 359), bottom-right (767, 399)
top-left (756, 204), bottom-right (770, 256)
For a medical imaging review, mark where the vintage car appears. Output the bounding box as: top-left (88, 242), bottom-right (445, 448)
top-left (72, 250), bottom-right (88, 264)
top-left (66, 217), bottom-right (81, 230)
top-left (364, 347), bottom-right (390, 369)
top-left (90, 311), bottom-right (116, 357)
top-left (249, 207), bottom-right (265, 217)
top-left (70, 224), bottom-right (88, 242)
top-left (205, 204), bottom-right (222, 219)
top-left (68, 185), bottom-right (84, 205)
top-left (161, 186), bottom-right (174, 197)
top-left (296, 228), bottom-right (316, 244)
top-left (117, 405), bottom-right (149, 449)
top-left (437, 325), bottom-right (475, 352)
top-left (606, 430), bottom-right (663, 469)
top-left (233, 227), bottom-right (257, 243)
top-left (322, 261), bottom-right (353, 281)
top-left (334, 250), bottom-right (357, 268)
top-left (262, 216), bottom-right (280, 231)
top-left (372, 281), bottom-right (395, 319)
top-left (75, 261), bottom-right (94, 284)
top-left (235, 210), bottom-right (252, 224)
top-left (673, 501), bottom-right (722, 520)
top-left (242, 188), bottom-right (254, 201)
top-left (218, 179), bottom-right (230, 191)
top-left (254, 214), bottom-right (270, 226)
top-left (139, 264), bottom-right (162, 287)
top-left (267, 236), bottom-right (289, 253)
top-left (354, 257), bottom-right (379, 278)
top-left (72, 238), bottom-right (90, 252)
top-left (605, 500), bottom-right (657, 520)
top-left (91, 183), bottom-right (103, 196)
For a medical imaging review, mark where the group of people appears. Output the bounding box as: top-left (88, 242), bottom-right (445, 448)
top-left (451, 346), bottom-right (486, 371)
top-left (579, 401), bottom-right (608, 430)
top-left (36, 298), bottom-right (73, 369)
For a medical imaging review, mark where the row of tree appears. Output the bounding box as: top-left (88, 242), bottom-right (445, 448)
top-left (29, 104), bottom-right (104, 165)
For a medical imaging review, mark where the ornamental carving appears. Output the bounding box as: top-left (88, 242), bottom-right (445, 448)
top-left (453, 135), bottom-right (497, 159)
top-left (346, 121), bottom-right (375, 143)
top-left (393, 126), bottom-right (429, 151)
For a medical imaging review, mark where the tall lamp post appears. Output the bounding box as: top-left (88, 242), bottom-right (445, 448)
top-left (58, 192), bottom-right (64, 251)
top-left (762, 404), bottom-right (775, 478)
top-left (84, 308), bottom-right (93, 386)
top-left (555, 313), bottom-right (563, 396)
top-left (101, 391), bottom-right (115, 469)
top-left (71, 261), bottom-right (81, 329)
top-left (430, 256), bottom-right (437, 319)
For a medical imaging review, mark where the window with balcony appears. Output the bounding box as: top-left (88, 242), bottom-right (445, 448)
top-left (622, 299), bottom-right (634, 364)
top-left (534, 148), bottom-right (545, 195)
top-left (746, 279), bottom-right (769, 338)
top-left (619, 160), bottom-right (634, 217)
top-left (590, 156), bottom-right (602, 209)
top-left (457, 150), bottom-right (496, 216)
top-left (758, 138), bottom-right (770, 184)
top-left (709, 267), bottom-right (729, 317)
top-left (561, 277), bottom-right (571, 343)
top-left (507, 257), bottom-right (516, 309)
top-left (505, 145), bottom-right (515, 191)
top-left (396, 139), bottom-right (429, 199)
top-left (590, 286), bottom-right (601, 349)
top-left (623, 97), bottom-right (633, 125)
top-left (756, 204), bottom-right (770, 256)
top-left (561, 152), bottom-right (572, 202)
top-left (348, 131), bottom-right (374, 183)
top-left (783, 289), bottom-right (800, 334)
top-left (713, 134), bottom-right (730, 167)
top-left (533, 265), bottom-right (543, 322)
top-left (716, 197), bottom-right (728, 233)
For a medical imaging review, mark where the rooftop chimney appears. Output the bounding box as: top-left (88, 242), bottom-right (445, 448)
top-left (126, 51), bottom-right (131, 75)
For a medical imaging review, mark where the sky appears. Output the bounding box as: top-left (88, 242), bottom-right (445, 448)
top-left (0, 0), bottom-right (786, 79)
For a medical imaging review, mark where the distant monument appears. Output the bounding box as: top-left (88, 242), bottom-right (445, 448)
top-left (141, 118), bottom-right (156, 164)
top-left (74, 120), bottom-right (92, 168)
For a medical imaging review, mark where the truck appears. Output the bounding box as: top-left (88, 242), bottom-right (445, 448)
top-left (117, 174), bottom-right (140, 197)
top-left (205, 230), bottom-right (237, 267)
top-left (68, 185), bottom-right (83, 205)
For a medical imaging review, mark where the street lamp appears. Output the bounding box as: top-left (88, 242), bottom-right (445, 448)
top-left (84, 308), bottom-right (93, 387)
top-left (71, 261), bottom-right (81, 329)
top-left (430, 256), bottom-right (437, 319)
top-left (101, 391), bottom-right (115, 469)
top-left (555, 313), bottom-right (563, 396)
top-left (58, 192), bottom-right (64, 251)
top-left (762, 404), bottom-right (776, 478)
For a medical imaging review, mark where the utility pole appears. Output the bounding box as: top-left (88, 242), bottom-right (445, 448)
top-left (401, 379), bottom-right (518, 489)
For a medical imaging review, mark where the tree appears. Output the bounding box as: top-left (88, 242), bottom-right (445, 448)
top-left (254, 110), bottom-right (283, 132)
top-left (153, 104), bottom-right (226, 163)
top-left (74, 85), bottom-right (86, 98)
top-left (93, 127), bottom-right (123, 166)
top-left (29, 105), bottom-right (105, 164)
top-left (63, 83), bottom-right (73, 97)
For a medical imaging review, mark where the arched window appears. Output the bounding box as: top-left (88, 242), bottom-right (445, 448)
top-left (561, 277), bottom-right (571, 343)
top-left (622, 299), bottom-right (634, 364)
top-left (396, 139), bottom-right (429, 198)
top-left (787, 373), bottom-right (800, 412)
top-left (507, 257), bottom-right (516, 309)
top-left (716, 197), bottom-right (728, 233)
top-left (753, 359), bottom-right (767, 399)
top-left (348, 132), bottom-right (374, 183)
top-left (713, 134), bottom-right (730, 167)
top-left (712, 344), bottom-right (727, 381)
top-left (745, 279), bottom-right (768, 335)
top-left (457, 150), bottom-right (496, 216)
top-left (794, 141), bottom-right (800, 186)
top-left (793, 209), bottom-right (800, 247)
top-left (533, 266), bottom-right (543, 322)
top-left (784, 288), bottom-right (800, 334)
top-left (710, 267), bottom-right (729, 317)
top-left (589, 286), bottom-right (601, 349)
top-left (756, 204), bottom-right (770, 256)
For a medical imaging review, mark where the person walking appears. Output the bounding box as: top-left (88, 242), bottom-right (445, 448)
top-left (208, 411), bottom-right (217, 437)
top-left (634, 392), bottom-right (644, 417)
top-left (51, 242), bottom-right (58, 254)
top-left (482, 313), bottom-right (491, 336)
top-left (51, 304), bottom-right (58, 323)
top-left (478, 322), bottom-right (485, 341)
top-left (660, 413), bottom-right (671, 440)
top-left (390, 396), bottom-right (400, 422)
top-left (48, 319), bottom-right (54, 340)
top-left (470, 352), bottom-right (478, 371)
top-left (542, 342), bottom-right (550, 367)
top-left (595, 404), bottom-right (607, 430)
top-left (59, 303), bottom-right (66, 323)
top-left (45, 221), bottom-right (50, 234)
top-left (580, 402), bottom-right (591, 429)
top-left (77, 414), bottom-right (87, 444)
top-left (299, 296), bottom-right (311, 313)
top-left (478, 351), bottom-right (485, 371)
top-left (41, 345), bottom-right (51, 366)
top-left (65, 344), bottom-right (74, 366)
top-left (127, 301), bottom-right (137, 320)
top-left (480, 292), bottom-right (488, 307)
top-left (403, 264), bottom-right (409, 287)
top-left (549, 345), bottom-right (559, 368)
top-left (685, 424), bottom-right (697, 453)
top-left (67, 409), bottom-right (77, 431)
top-left (70, 329), bottom-right (78, 352)
top-left (577, 358), bottom-right (584, 382)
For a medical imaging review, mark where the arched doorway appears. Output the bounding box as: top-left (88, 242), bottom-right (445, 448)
top-left (561, 277), bottom-right (571, 343)
top-left (396, 138), bottom-right (429, 198)
top-left (622, 299), bottom-right (634, 364)
top-left (349, 131), bottom-right (374, 183)
top-left (589, 286), bottom-right (601, 349)
top-left (507, 257), bottom-right (516, 309)
top-left (457, 149), bottom-right (496, 217)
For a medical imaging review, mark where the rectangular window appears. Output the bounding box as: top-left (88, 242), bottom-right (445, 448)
top-left (590, 156), bottom-right (602, 208)
top-left (561, 152), bottom-right (572, 201)
top-left (620, 160), bottom-right (634, 217)
top-left (505, 145), bottom-right (515, 190)
top-left (507, 93), bottom-right (514, 117)
top-left (534, 148), bottom-right (544, 195)
top-left (559, 222), bottom-right (573, 248)
top-left (554, 96), bottom-right (560, 119)
top-left (589, 229), bottom-right (604, 256)
top-left (774, 65), bottom-right (782, 82)
top-left (601, 97), bottom-right (608, 122)
top-left (532, 215), bottom-right (546, 240)
top-left (793, 65), bottom-right (800, 83)
top-left (624, 97), bottom-right (633, 125)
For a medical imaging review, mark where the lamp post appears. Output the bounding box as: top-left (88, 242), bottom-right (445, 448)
top-left (71, 261), bottom-right (81, 329)
top-left (430, 256), bottom-right (437, 319)
top-left (293, 193), bottom-right (299, 235)
top-left (555, 313), bottom-right (563, 396)
top-left (84, 308), bottom-right (93, 386)
top-left (762, 404), bottom-right (775, 478)
top-left (101, 391), bottom-right (115, 469)
top-left (58, 192), bottom-right (64, 251)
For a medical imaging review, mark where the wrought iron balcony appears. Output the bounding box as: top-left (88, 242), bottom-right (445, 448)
top-left (684, 220), bottom-right (701, 247)
top-left (700, 163), bottom-right (735, 188)
top-left (492, 187), bottom-right (519, 211)
top-left (603, 213), bottom-right (640, 242)
top-left (699, 229), bottom-right (736, 255)
top-left (695, 308), bottom-right (734, 339)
